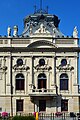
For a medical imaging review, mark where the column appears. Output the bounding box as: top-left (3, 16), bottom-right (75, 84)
top-left (2, 57), bottom-right (6, 94)
top-left (6, 53), bottom-right (12, 95)
top-left (29, 56), bottom-right (33, 91)
top-left (47, 72), bottom-right (50, 90)
top-left (54, 55), bottom-right (56, 84)
top-left (70, 72), bottom-right (72, 94)
top-left (51, 57), bottom-right (54, 86)
top-left (74, 56), bottom-right (78, 84)
top-left (51, 55), bottom-right (56, 86)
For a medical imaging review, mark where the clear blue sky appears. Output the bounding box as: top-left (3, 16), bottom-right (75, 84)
top-left (0, 0), bottom-right (80, 37)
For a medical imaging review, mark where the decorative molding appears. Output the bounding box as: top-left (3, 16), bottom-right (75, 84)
top-left (0, 66), bottom-right (7, 71)
top-left (56, 64), bottom-right (74, 71)
top-left (34, 64), bottom-right (52, 71)
top-left (13, 64), bottom-right (30, 71)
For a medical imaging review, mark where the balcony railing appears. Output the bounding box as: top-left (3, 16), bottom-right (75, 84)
top-left (29, 88), bottom-right (57, 96)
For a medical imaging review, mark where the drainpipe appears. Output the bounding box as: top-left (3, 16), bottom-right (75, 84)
top-left (54, 52), bottom-right (58, 112)
top-left (10, 52), bottom-right (13, 116)
top-left (54, 53), bottom-right (57, 93)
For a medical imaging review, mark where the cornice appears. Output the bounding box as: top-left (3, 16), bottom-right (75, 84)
top-left (0, 47), bottom-right (79, 52)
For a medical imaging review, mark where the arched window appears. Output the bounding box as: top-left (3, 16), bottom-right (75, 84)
top-left (38, 73), bottom-right (47, 90)
top-left (60, 73), bottom-right (68, 90)
top-left (38, 73), bottom-right (46, 79)
top-left (16, 73), bottom-right (24, 90)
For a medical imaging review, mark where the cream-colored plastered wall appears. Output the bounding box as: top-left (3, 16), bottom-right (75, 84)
top-left (33, 57), bottom-right (54, 89)
top-left (0, 52), bottom-right (56, 95)
top-left (12, 56), bottom-right (31, 94)
top-left (12, 54), bottom-right (56, 94)
top-left (0, 55), bottom-right (12, 95)
top-left (0, 51), bottom-right (78, 95)
top-left (56, 52), bottom-right (78, 95)
top-left (0, 49), bottom-right (79, 115)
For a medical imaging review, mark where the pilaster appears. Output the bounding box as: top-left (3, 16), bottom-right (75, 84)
top-left (6, 53), bottom-right (12, 95)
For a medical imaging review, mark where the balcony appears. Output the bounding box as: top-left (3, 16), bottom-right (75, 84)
top-left (29, 88), bottom-right (57, 97)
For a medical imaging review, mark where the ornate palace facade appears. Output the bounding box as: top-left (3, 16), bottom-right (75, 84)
top-left (0, 7), bottom-right (79, 116)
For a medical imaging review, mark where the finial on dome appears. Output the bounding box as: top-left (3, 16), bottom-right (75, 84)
top-left (34, 0), bottom-right (48, 14)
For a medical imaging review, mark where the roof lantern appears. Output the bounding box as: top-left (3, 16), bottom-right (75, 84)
top-left (22, 0), bottom-right (64, 37)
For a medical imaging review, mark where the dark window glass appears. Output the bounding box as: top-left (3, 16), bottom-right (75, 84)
top-left (38, 73), bottom-right (47, 92)
top-left (17, 59), bottom-right (23, 66)
top-left (61, 99), bottom-right (68, 111)
top-left (39, 59), bottom-right (45, 66)
top-left (16, 100), bottom-right (23, 112)
top-left (61, 59), bottom-right (67, 66)
top-left (16, 74), bottom-right (24, 90)
top-left (60, 73), bottom-right (68, 90)
top-left (38, 73), bottom-right (46, 79)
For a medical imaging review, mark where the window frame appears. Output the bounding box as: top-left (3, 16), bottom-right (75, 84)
top-left (16, 73), bottom-right (25, 90)
top-left (60, 73), bottom-right (68, 90)
top-left (61, 99), bottom-right (68, 111)
top-left (16, 99), bottom-right (23, 112)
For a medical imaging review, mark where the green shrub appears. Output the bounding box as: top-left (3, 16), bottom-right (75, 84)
top-left (12, 115), bottom-right (35, 120)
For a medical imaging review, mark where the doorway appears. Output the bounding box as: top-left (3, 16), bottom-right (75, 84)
top-left (39, 100), bottom-right (46, 112)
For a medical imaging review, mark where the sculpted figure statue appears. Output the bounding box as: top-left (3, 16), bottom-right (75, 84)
top-left (73, 26), bottom-right (78, 38)
top-left (40, 24), bottom-right (46, 33)
top-left (7, 26), bottom-right (11, 37)
top-left (30, 23), bottom-right (33, 34)
top-left (13, 26), bottom-right (18, 36)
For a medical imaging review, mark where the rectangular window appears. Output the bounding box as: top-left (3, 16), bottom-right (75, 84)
top-left (61, 99), bottom-right (68, 111)
top-left (16, 100), bottom-right (23, 112)
top-left (16, 79), bottom-right (24, 90)
top-left (60, 79), bottom-right (68, 90)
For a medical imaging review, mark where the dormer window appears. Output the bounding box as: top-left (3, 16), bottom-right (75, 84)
top-left (61, 59), bottom-right (67, 66)
top-left (39, 59), bottom-right (45, 66)
top-left (17, 59), bottom-right (23, 66)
